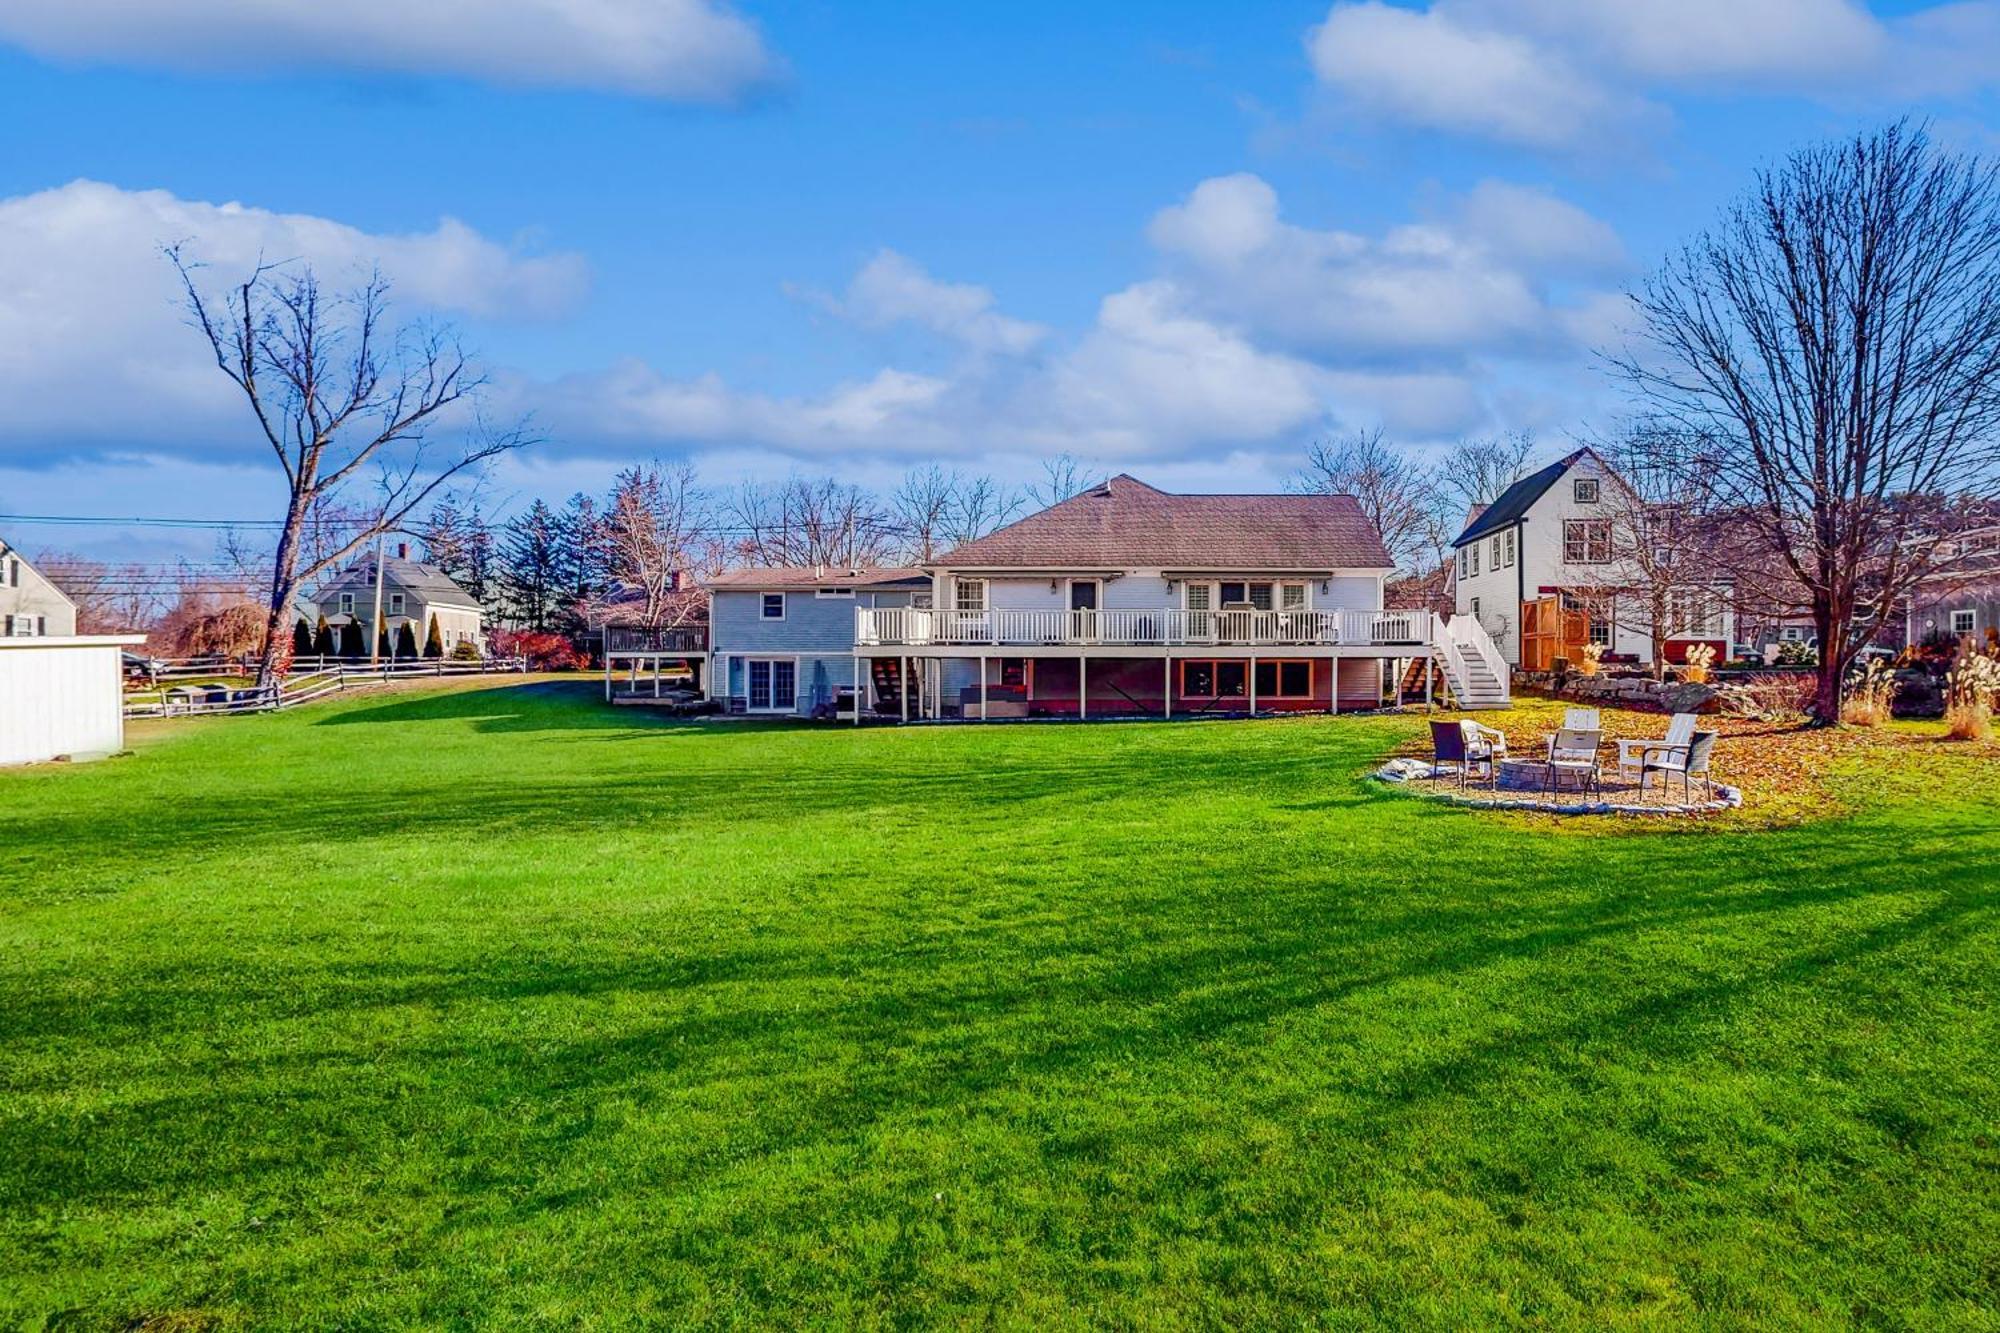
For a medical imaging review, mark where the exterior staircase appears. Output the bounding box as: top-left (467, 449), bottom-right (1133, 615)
top-left (1430, 612), bottom-right (1511, 710)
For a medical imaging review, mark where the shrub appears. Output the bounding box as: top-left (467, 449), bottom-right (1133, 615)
top-left (1723, 672), bottom-right (1816, 724)
top-left (487, 629), bottom-right (585, 671)
top-left (1577, 643), bottom-right (1605, 677)
top-left (1840, 658), bottom-right (1896, 727)
top-left (291, 618), bottom-right (314, 657)
top-left (449, 640), bottom-right (482, 662)
top-left (1943, 650), bottom-right (2000, 741)
top-left (1774, 639), bottom-right (1818, 667)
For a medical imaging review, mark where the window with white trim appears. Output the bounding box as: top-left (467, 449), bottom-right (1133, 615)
top-left (1280, 582), bottom-right (1307, 611)
top-left (1502, 530), bottom-right (1516, 567)
top-left (1466, 543), bottom-right (1480, 577)
top-left (6, 557), bottom-right (17, 587)
top-left (389, 593), bottom-right (404, 615)
top-left (1247, 582), bottom-right (1274, 611)
top-left (953, 578), bottom-right (987, 612)
top-left (339, 593), bottom-right (354, 615)
top-left (1564, 519), bottom-right (1611, 564)
top-left (1952, 608), bottom-right (1978, 635)
top-left (1469, 597), bottom-right (1481, 619)
top-left (814, 588), bottom-right (855, 599)
top-left (760, 592), bottom-right (786, 620)
top-left (1490, 535), bottom-right (1504, 567)
top-left (1457, 548), bottom-right (1468, 579)
top-left (1574, 478), bottom-right (1600, 504)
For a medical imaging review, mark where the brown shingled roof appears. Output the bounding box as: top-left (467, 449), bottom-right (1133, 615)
top-left (703, 565), bottom-right (927, 591)
top-left (935, 475), bottom-right (1393, 571)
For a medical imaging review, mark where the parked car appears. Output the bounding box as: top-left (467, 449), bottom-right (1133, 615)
top-left (122, 650), bottom-right (167, 682)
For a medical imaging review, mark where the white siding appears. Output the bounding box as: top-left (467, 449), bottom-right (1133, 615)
top-left (0, 638), bottom-right (133, 766)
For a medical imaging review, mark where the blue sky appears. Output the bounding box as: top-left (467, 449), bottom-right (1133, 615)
top-left (3, 0), bottom-right (1999, 563)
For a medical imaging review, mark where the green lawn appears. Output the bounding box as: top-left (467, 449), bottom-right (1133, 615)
top-left (2, 679), bottom-right (1995, 1329)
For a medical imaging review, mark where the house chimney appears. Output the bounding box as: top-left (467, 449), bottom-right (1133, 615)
top-left (396, 542), bottom-right (409, 560)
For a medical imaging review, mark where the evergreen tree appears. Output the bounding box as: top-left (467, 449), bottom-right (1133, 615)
top-left (500, 500), bottom-right (562, 631)
top-left (376, 619), bottom-right (392, 659)
top-left (421, 500), bottom-right (499, 614)
top-left (423, 613), bottom-right (444, 658)
top-left (312, 615), bottom-right (333, 657)
top-left (551, 492), bottom-right (606, 639)
top-left (396, 622), bottom-right (419, 659)
top-left (292, 617), bottom-right (313, 657)
top-left (339, 622), bottom-right (363, 657)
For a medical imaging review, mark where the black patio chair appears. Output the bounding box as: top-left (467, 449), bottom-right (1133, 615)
top-left (1642, 729), bottom-right (1718, 804)
top-left (1430, 719), bottom-right (1497, 789)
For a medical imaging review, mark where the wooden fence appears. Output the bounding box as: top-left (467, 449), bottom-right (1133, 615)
top-left (123, 657), bottom-right (528, 719)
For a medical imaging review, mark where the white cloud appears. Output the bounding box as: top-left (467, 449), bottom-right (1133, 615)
top-left (0, 180), bottom-right (588, 458)
top-left (1306, 0), bottom-right (2000, 150)
top-left (0, 0), bottom-right (778, 103)
top-left (1488, 0), bottom-right (1882, 82)
top-left (1307, 3), bottom-right (1639, 151)
top-left (1145, 172), bottom-right (1622, 360)
top-left (800, 249), bottom-right (1048, 354)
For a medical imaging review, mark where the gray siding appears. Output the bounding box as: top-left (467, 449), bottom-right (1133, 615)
top-left (711, 588), bottom-right (910, 654)
top-left (710, 586), bottom-right (915, 716)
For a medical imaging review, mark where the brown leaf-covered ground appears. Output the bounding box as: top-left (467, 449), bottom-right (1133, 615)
top-left (1397, 695), bottom-right (1999, 829)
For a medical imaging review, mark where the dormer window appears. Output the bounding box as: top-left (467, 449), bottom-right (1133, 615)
top-left (1574, 478), bottom-right (1601, 504)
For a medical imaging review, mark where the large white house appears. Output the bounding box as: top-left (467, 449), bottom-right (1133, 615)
top-left (852, 475), bottom-right (1510, 717)
top-left (1451, 448), bottom-right (1733, 670)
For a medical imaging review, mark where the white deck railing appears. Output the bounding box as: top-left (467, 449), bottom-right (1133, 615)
top-left (856, 606), bottom-right (1435, 649)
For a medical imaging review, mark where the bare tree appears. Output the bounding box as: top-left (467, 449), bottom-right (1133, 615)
top-left (1289, 428), bottom-right (1440, 573)
top-left (727, 475), bottom-right (896, 568)
top-left (945, 473), bottom-right (1025, 548)
top-left (601, 463), bottom-right (711, 628)
top-left (169, 249), bottom-right (529, 685)
top-left (35, 553), bottom-right (156, 632)
top-left (891, 465), bottom-right (1025, 562)
top-left (1027, 453), bottom-right (1104, 508)
top-left (1433, 431), bottom-right (1539, 526)
top-left (1619, 121), bottom-right (2000, 717)
top-left (890, 464), bottom-right (958, 563)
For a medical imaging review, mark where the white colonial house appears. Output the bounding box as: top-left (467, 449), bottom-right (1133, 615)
top-left (1452, 448), bottom-right (1734, 671)
top-left (311, 545), bottom-right (485, 655)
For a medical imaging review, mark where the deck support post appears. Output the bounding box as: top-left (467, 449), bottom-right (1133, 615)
top-left (653, 656), bottom-right (660, 698)
top-left (1163, 656), bottom-right (1171, 719)
top-left (1424, 656), bottom-right (1434, 712)
top-left (1079, 655), bottom-right (1087, 721)
top-left (979, 656), bottom-right (988, 721)
top-left (1331, 659), bottom-right (1339, 715)
top-left (603, 652), bottom-right (612, 702)
top-left (853, 654), bottom-right (862, 725)
top-left (900, 656), bottom-right (909, 723)
top-left (1248, 655), bottom-right (1257, 716)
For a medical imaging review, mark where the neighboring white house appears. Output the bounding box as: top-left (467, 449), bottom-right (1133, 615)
top-left (1451, 448), bottom-right (1734, 669)
top-left (0, 537), bottom-right (80, 637)
top-left (0, 634), bottom-right (145, 766)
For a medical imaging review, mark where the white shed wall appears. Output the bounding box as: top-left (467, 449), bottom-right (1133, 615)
top-left (0, 637), bottom-right (136, 766)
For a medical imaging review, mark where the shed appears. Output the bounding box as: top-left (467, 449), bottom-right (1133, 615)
top-left (0, 635), bottom-right (146, 766)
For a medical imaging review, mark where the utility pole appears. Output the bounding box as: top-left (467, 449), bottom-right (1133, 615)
top-left (369, 531), bottom-right (387, 668)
